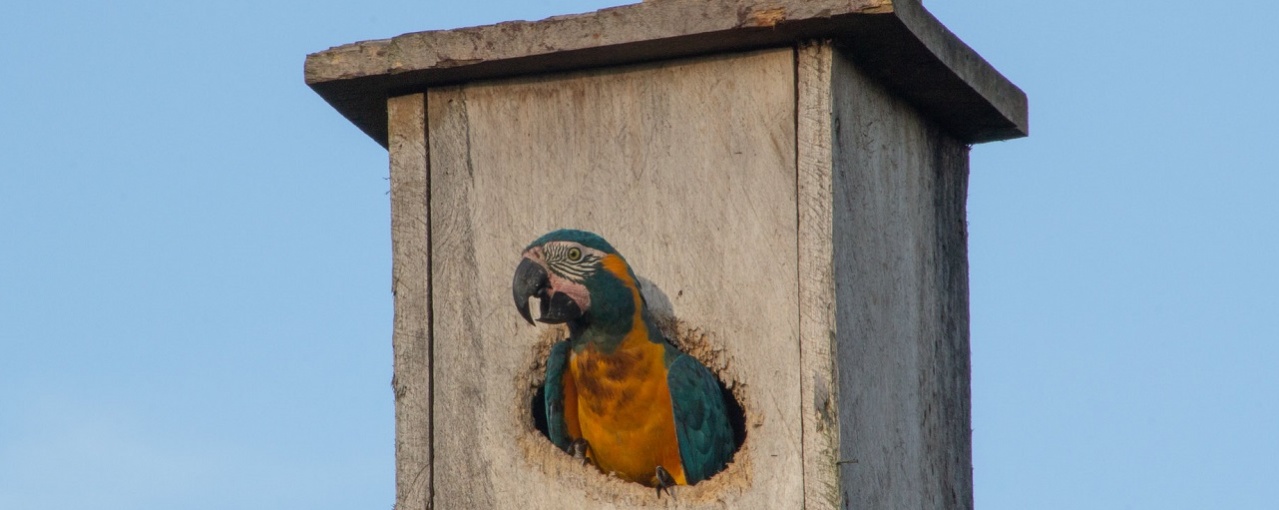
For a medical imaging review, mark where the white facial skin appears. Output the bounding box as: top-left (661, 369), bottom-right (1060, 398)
top-left (522, 242), bottom-right (607, 317)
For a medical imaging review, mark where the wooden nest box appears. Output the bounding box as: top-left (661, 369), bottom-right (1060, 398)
top-left (305, 0), bottom-right (1027, 508)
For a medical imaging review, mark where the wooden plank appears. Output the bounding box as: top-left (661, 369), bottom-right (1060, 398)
top-left (387, 93), bottom-right (432, 510)
top-left (923, 85), bottom-right (976, 510)
top-left (305, 0), bottom-right (1026, 147)
top-left (796, 42), bottom-right (842, 510)
top-left (828, 46), bottom-right (974, 508)
top-left (425, 85), bottom-right (496, 509)
top-left (426, 48), bottom-right (802, 508)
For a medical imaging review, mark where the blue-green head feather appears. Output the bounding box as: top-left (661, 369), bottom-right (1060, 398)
top-left (514, 229), bottom-right (653, 352)
top-left (525, 229), bottom-right (618, 255)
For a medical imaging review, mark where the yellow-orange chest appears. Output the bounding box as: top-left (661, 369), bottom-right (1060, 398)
top-left (569, 334), bottom-right (687, 486)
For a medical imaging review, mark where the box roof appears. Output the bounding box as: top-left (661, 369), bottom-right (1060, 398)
top-left (305, 0), bottom-right (1027, 147)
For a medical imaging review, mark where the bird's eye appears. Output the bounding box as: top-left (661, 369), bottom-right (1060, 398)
top-left (567, 247), bottom-right (582, 262)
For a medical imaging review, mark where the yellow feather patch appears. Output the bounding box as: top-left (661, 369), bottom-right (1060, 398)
top-left (568, 253), bottom-right (689, 485)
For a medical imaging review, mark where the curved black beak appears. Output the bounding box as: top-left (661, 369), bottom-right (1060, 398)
top-left (513, 257), bottom-right (547, 325)
top-left (512, 257), bottom-right (583, 325)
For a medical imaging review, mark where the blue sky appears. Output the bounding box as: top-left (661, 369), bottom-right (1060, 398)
top-left (2, 1), bottom-right (1275, 508)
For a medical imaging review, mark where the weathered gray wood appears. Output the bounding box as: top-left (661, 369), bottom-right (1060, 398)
top-left (818, 43), bottom-right (974, 508)
top-left (306, 0), bottom-right (1026, 147)
top-left (387, 93), bottom-right (432, 510)
top-left (796, 42), bottom-right (842, 510)
top-left (838, 0), bottom-right (1028, 142)
top-left (797, 42), bottom-right (975, 510)
top-left (371, 8), bottom-right (999, 509)
top-left (426, 85), bottom-right (496, 509)
top-left (427, 48), bottom-right (803, 508)
top-left (387, 37), bottom-right (980, 510)
top-left (308, 0), bottom-right (886, 83)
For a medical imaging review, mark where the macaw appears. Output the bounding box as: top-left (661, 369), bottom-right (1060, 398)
top-left (512, 229), bottom-right (734, 496)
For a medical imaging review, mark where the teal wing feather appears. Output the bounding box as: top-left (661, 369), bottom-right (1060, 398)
top-left (667, 353), bottom-right (734, 484)
top-left (544, 340), bottom-right (574, 452)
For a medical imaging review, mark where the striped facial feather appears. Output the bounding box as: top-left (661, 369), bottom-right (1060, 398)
top-left (542, 241), bottom-right (604, 282)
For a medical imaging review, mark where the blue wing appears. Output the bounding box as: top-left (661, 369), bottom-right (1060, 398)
top-left (667, 353), bottom-right (734, 484)
top-left (543, 340), bottom-right (574, 452)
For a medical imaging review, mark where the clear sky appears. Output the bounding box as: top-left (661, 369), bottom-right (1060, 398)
top-left (2, 1), bottom-right (1275, 508)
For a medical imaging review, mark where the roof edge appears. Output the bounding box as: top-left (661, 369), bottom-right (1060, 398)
top-left (305, 0), bottom-right (1027, 147)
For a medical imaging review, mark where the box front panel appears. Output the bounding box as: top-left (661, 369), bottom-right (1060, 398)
top-left (428, 47), bottom-right (801, 507)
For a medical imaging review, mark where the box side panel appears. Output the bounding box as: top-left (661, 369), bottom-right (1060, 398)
top-left (829, 46), bottom-right (974, 509)
top-left (427, 48), bottom-right (803, 508)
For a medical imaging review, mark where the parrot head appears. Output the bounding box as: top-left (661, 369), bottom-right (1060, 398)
top-left (512, 229), bottom-right (640, 333)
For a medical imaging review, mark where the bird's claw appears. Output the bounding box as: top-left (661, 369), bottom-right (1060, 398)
top-left (655, 465), bottom-right (676, 499)
top-left (569, 438), bottom-right (591, 465)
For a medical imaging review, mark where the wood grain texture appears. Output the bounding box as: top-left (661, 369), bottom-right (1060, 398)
top-left (796, 42), bottom-right (842, 510)
top-left (388, 93), bottom-right (432, 510)
top-left (306, 0), bottom-right (1025, 147)
top-left (427, 48), bottom-right (803, 508)
top-left (425, 86), bottom-right (497, 509)
top-left (390, 35), bottom-right (981, 509)
top-left (826, 44), bottom-right (974, 508)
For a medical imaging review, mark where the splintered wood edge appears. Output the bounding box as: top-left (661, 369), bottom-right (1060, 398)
top-left (305, 0), bottom-right (891, 83)
top-left (514, 321), bottom-right (755, 505)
